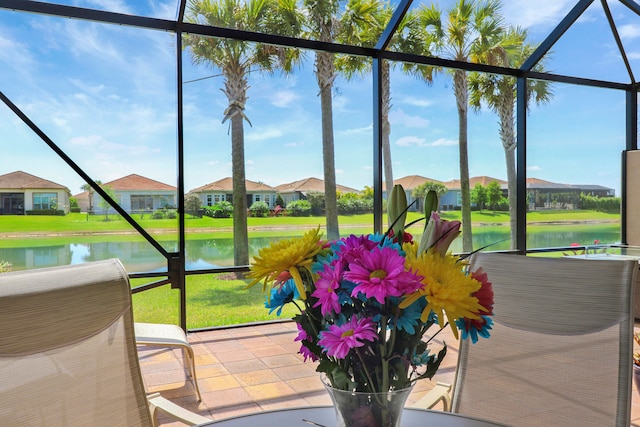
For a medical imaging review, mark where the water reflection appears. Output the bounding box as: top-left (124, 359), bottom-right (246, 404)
top-left (0, 228), bottom-right (621, 273)
top-left (0, 237), bottom-right (280, 273)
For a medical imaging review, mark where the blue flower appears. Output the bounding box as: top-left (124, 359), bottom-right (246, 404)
top-left (411, 349), bottom-right (434, 366)
top-left (264, 279), bottom-right (299, 316)
top-left (455, 315), bottom-right (494, 344)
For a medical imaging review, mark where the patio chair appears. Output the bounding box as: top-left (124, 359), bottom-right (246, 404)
top-left (135, 322), bottom-right (202, 401)
top-left (0, 259), bottom-right (212, 426)
top-left (450, 253), bottom-right (637, 427)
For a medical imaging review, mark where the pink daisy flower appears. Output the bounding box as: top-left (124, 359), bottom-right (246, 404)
top-left (294, 322), bottom-right (318, 362)
top-left (312, 259), bottom-right (345, 316)
top-left (336, 234), bottom-right (379, 264)
top-left (344, 246), bottom-right (421, 304)
top-left (318, 317), bottom-right (378, 359)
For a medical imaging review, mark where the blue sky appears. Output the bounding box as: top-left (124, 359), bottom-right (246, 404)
top-left (0, 0), bottom-right (636, 197)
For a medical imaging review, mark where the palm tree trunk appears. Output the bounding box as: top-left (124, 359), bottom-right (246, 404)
top-left (498, 91), bottom-right (517, 250)
top-left (316, 50), bottom-right (339, 240)
top-left (381, 61), bottom-right (394, 199)
top-left (231, 114), bottom-right (249, 268)
top-left (454, 70), bottom-right (473, 252)
top-left (223, 62), bottom-right (250, 268)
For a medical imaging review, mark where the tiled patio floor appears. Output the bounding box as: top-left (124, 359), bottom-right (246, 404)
top-left (139, 321), bottom-right (640, 426)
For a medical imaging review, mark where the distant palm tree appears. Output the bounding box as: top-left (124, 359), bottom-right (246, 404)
top-left (80, 180), bottom-right (102, 213)
top-left (469, 26), bottom-right (553, 249)
top-left (184, 0), bottom-right (302, 267)
top-left (337, 2), bottom-right (433, 203)
top-left (416, 0), bottom-right (506, 252)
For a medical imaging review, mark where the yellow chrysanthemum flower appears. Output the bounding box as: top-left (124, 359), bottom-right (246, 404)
top-left (400, 243), bottom-right (482, 339)
top-left (246, 226), bottom-right (324, 300)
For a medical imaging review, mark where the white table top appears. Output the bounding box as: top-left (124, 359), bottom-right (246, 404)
top-left (197, 406), bottom-right (508, 426)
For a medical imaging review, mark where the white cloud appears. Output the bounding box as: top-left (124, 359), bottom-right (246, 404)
top-left (84, 0), bottom-right (132, 14)
top-left (69, 135), bottom-right (106, 147)
top-left (0, 34), bottom-right (35, 72)
top-left (69, 79), bottom-right (106, 97)
top-left (342, 124), bottom-right (372, 135)
top-left (501, 1), bottom-right (575, 30)
top-left (396, 136), bottom-right (426, 147)
top-left (271, 90), bottom-right (298, 108)
top-left (395, 136), bottom-right (457, 147)
top-left (400, 96), bottom-right (434, 108)
top-left (618, 24), bottom-right (640, 41)
top-left (528, 165), bottom-right (542, 171)
top-left (431, 138), bottom-right (457, 147)
top-left (389, 109), bottom-right (430, 128)
top-left (246, 127), bottom-right (283, 141)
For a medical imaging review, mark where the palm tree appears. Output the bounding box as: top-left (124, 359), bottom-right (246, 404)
top-left (469, 27), bottom-right (553, 249)
top-left (416, 0), bottom-right (505, 252)
top-left (184, 0), bottom-right (302, 267)
top-left (337, 3), bottom-right (434, 204)
top-left (80, 180), bottom-right (102, 213)
top-left (301, 0), bottom-right (342, 240)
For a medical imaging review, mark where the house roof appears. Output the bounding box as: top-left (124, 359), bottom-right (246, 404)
top-left (395, 175), bottom-right (506, 190)
top-left (190, 177), bottom-right (278, 193)
top-left (73, 174), bottom-right (176, 198)
top-left (392, 175), bottom-right (444, 190)
top-left (0, 170), bottom-right (69, 192)
top-left (275, 177), bottom-right (360, 194)
top-left (102, 174), bottom-right (176, 191)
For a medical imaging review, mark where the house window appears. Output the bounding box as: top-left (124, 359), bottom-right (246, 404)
top-left (158, 195), bottom-right (174, 208)
top-left (206, 195), bottom-right (212, 206)
top-left (214, 194), bottom-right (222, 204)
top-left (264, 195), bottom-right (270, 206)
top-left (131, 195), bottom-right (154, 211)
top-left (33, 193), bottom-right (57, 210)
top-left (255, 194), bottom-right (261, 202)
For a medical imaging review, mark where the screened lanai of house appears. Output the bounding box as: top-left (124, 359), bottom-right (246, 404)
top-left (2, 0), bottom-right (640, 330)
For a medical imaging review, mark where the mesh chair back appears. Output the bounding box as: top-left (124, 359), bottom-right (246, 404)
top-left (0, 259), bottom-right (152, 426)
top-left (452, 253), bottom-right (637, 427)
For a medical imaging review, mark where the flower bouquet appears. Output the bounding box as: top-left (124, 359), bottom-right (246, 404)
top-left (247, 185), bottom-right (493, 426)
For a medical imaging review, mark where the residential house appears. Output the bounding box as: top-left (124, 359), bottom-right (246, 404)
top-left (0, 171), bottom-right (71, 215)
top-left (392, 174), bottom-right (615, 212)
top-left (526, 178), bottom-right (614, 209)
top-left (275, 177), bottom-right (360, 206)
top-left (74, 174), bottom-right (176, 214)
top-left (189, 177), bottom-right (278, 208)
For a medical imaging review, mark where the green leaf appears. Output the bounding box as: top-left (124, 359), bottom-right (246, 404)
top-left (423, 190), bottom-right (439, 230)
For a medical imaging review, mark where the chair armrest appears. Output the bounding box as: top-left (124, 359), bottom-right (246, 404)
top-left (147, 393), bottom-right (211, 426)
top-left (410, 382), bottom-right (452, 411)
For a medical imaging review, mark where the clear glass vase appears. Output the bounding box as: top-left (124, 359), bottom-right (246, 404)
top-left (322, 380), bottom-right (414, 427)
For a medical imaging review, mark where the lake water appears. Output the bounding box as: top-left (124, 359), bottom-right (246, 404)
top-left (0, 226), bottom-right (622, 273)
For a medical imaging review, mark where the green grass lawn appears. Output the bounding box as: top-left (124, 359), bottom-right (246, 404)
top-left (131, 274), bottom-right (299, 329)
top-left (0, 209), bottom-right (619, 234)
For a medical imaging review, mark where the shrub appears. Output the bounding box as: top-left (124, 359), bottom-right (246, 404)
top-left (165, 209), bottom-right (177, 219)
top-left (287, 200), bottom-right (312, 216)
top-left (337, 193), bottom-right (373, 215)
top-left (203, 201), bottom-right (233, 218)
top-left (151, 210), bottom-right (165, 219)
top-left (306, 192), bottom-right (325, 216)
top-left (249, 201), bottom-right (269, 217)
top-left (0, 260), bottom-right (11, 273)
